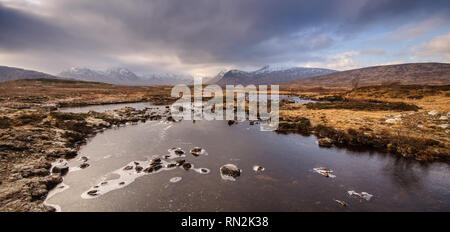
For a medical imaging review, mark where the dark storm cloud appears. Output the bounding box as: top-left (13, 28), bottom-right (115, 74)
top-left (59, 0), bottom-right (346, 64)
top-left (342, 0), bottom-right (450, 32)
top-left (0, 3), bottom-right (99, 52)
top-left (0, 0), bottom-right (449, 73)
top-left (0, 4), bottom-right (67, 51)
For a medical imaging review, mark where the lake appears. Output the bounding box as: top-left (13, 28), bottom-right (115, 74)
top-left (46, 103), bottom-right (450, 212)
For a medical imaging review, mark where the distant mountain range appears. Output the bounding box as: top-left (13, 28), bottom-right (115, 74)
top-left (1, 63), bottom-right (449, 87)
top-left (59, 67), bottom-right (195, 86)
top-left (213, 65), bottom-right (337, 85)
top-left (286, 63), bottom-right (450, 87)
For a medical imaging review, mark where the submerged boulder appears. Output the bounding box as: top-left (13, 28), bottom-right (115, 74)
top-left (335, 200), bottom-right (347, 207)
top-left (348, 190), bottom-right (373, 201)
top-left (151, 158), bottom-right (162, 165)
top-left (313, 167), bottom-right (336, 178)
top-left (253, 165), bottom-right (265, 172)
top-left (87, 190), bottom-right (98, 196)
top-left (190, 147), bottom-right (203, 156)
top-left (220, 164), bottom-right (241, 181)
top-left (175, 160), bottom-right (186, 166)
top-left (123, 165), bottom-right (133, 171)
top-left (174, 149), bottom-right (184, 155)
top-left (182, 162), bottom-right (192, 170)
top-left (169, 147), bottom-right (185, 156)
top-left (144, 164), bottom-right (162, 173)
top-left (135, 165), bottom-right (143, 172)
top-left (79, 163), bottom-right (90, 169)
top-left (166, 163), bottom-right (177, 168)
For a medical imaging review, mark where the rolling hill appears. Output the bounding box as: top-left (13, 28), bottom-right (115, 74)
top-left (0, 66), bottom-right (60, 82)
top-left (286, 63), bottom-right (450, 88)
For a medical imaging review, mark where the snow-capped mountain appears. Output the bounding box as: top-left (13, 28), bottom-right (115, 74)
top-left (214, 65), bottom-right (337, 85)
top-left (59, 67), bottom-right (111, 83)
top-left (59, 67), bottom-right (195, 86)
top-left (143, 73), bottom-right (196, 85)
top-left (105, 68), bottom-right (140, 82)
top-left (205, 70), bottom-right (227, 84)
top-left (59, 65), bottom-right (337, 86)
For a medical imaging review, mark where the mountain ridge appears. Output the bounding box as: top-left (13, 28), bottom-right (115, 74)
top-left (59, 67), bottom-right (196, 86)
top-left (0, 65), bottom-right (60, 82)
top-left (214, 65), bottom-right (337, 85)
top-left (286, 62), bottom-right (450, 88)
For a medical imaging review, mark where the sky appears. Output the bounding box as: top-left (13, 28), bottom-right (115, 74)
top-left (0, 0), bottom-right (449, 76)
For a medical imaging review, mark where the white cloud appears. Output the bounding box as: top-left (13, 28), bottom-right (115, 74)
top-left (301, 51), bottom-right (361, 71)
top-left (412, 33), bottom-right (450, 60)
top-left (385, 16), bottom-right (449, 41)
top-left (376, 60), bottom-right (405, 66)
top-left (0, 0), bottom-right (42, 12)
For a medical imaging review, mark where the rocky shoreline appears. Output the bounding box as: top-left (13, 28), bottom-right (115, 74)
top-left (0, 105), bottom-right (173, 211)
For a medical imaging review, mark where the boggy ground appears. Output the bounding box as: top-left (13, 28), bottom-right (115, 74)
top-left (0, 78), bottom-right (176, 109)
top-left (278, 84), bottom-right (450, 162)
top-left (0, 79), bottom-right (175, 211)
top-left (0, 79), bottom-right (449, 211)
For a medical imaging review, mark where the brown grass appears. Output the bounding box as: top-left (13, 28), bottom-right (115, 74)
top-left (305, 99), bottom-right (420, 111)
top-left (279, 84), bottom-right (450, 161)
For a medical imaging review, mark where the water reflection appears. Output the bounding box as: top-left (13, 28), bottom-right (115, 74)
top-left (382, 157), bottom-right (426, 189)
top-left (46, 106), bottom-right (450, 212)
top-left (59, 102), bottom-right (154, 113)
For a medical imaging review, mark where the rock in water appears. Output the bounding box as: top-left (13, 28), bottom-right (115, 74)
top-left (176, 160), bottom-right (186, 166)
top-left (174, 149), bottom-right (184, 155)
top-left (169, 147), bottom-right (185, 156)
top-left (151, 158), bottom-right (162, 165)
top-left (51, 165), bottom-right (69, 175)
top-left (347, 190), bottom-right (373, 201)
top-left (182, 162), bottom-right (192, 170)
top-left (123, 165), bottom-right (133, 171)
top-left (87, 190), bottom-right (98, 196)
top-left (166, 163), bottom-right (177, 168)
top-left (79, 163), bottom-right (90, 169)
top-left (253, 165), bottom-right (265, 172)
top-left (335, 200), bottom-right (347, 207)
top-left (220, 164), bottom-right (241, 181)
top-left (190, 147), bottom-right (203, 156)
top-left (313, 167), bottom-right (336, 178)
top-left (318, 138), bottom-right (334, 147)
